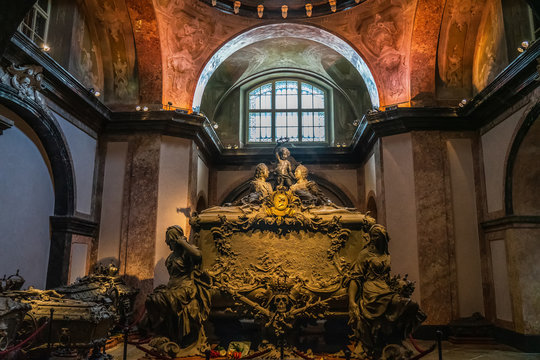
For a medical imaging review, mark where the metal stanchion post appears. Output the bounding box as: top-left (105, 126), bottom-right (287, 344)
top-left (47, 308), bottom-right (54, 355)
top-left (436, 329), bottom-right (443, 360)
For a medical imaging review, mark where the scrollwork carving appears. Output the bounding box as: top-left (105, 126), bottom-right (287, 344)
top-left (0, 64), bottom-right (50, 113)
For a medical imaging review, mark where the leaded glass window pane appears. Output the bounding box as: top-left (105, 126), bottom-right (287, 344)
top-left (247, 79), bottom-right (326, 143)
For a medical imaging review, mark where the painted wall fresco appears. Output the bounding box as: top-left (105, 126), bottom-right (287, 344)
top-left (152, 0), bottom-right (415, 109)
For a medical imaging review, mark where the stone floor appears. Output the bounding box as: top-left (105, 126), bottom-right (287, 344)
top-left (107, 341), bottom-right (540, 360)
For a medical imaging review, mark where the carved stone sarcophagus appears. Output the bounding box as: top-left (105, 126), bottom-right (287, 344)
top-left (193, 194), bottom-right (372, 336)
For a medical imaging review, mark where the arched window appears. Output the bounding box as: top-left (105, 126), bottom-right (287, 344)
top-left (247, 79), bottom-right (327, 143)
top-left (18, 0), bottom-right (51, 47)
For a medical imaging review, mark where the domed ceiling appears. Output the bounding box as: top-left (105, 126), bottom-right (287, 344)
top-left (200, 37), bottom-right (371, 120)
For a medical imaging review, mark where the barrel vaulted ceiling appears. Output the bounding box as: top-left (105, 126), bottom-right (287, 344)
top-left (28, 0), bottom-right (535, 111)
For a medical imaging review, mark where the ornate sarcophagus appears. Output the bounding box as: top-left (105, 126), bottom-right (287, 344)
top-left (143, 147), bottom-right (425, 359)
top-left (0, 296), bottom-right (31, 351)
top-left (193, 192), bottom-right (370, 336)
top-left (2, 289), bottom-right (115, 351)
top-left (55, 263), bottom-right (138, 324)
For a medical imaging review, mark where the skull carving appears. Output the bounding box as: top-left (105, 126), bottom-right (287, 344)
top-left (274, 295), bottom-right (289, 313)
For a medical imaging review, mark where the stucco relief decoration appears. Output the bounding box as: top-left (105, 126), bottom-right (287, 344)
top-left (113, 53), bottom-right (129, 99)
top-left (438, 0), bottom-right (476, 90)
top-left (355, 7), bottom-right (407, 103)
top-left (79, 46), bottom-right (100, 90)
top-left (473, 0), bottom-right (506, 92)
top-left (95, 0), bottom-right (122, 42)
top-left (0, 64), bottom-right (50, 114)
top-left (154, 0), bottom-right (256, 108)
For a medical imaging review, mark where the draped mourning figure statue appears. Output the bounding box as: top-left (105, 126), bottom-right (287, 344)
top-left (143, 225), bottom-right (212, 355)
top-left (347, 224), bottom-right (426, 358)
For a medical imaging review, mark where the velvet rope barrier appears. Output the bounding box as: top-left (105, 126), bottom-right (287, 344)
top-left (0, 320), bottom-right (49, 358)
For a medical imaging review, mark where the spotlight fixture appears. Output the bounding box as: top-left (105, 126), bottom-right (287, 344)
top-left (89, 88), bottom-right (100, 97)
top-left (143, 106), bottom-right (149, 112)
top-left (135, 105), bottom-right (141, 111)
top-left (226, 144), bottom-right (232, 149)
top-left (522, 41), bottom-right (529, 49)
top-left (212, 122), bottom-right (219, 129)
top-left (281, 5), bottom-right (288, 18)
top-left (305, 3), bottom-right (312, 17)
top-left (212, 0), bottom-right (216, 5)
top-left (353, 119), bottom-right (360, 126)
top-left (329, 0), bottom-right (336, 12)
top-left (42, 44), bottom-right (50, 52)
top-left (234, 1), bottom-right (241, 14)
top-left (458, 99), bottom-right (467, 108)
top-left (233, 144), bottom-right (239, 149)
top-left (257, 4), bottom-right (264, 18)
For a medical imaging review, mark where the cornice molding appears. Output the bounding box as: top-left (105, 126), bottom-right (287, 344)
top-left (481, 215), bottom-right (540, 232)
top-left (3, 32), bottom-right (539, 166)
top-left (107, 111), bottom-right (223, 163)
top-left (50, 215), bottom-right (99, 237)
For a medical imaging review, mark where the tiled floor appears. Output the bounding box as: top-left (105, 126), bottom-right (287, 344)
top-left (107, 341), bottom-right (540, 359)
top-left (414, 340), bottom-right (540, 360)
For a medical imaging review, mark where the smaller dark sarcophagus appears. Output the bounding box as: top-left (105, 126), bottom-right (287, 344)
top-left (0, 296), bottom-right (31, 351)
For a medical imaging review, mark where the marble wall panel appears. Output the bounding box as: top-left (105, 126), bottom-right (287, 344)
top-left (446, 139), bottom-right (484, 317)
top-left (489, 237), bottom-right (513, 323)
top-left (154, 136), bottom-right (192, 286)
top-left (381, 133), bottom-right (421, 303)
top-left (411, 131), bottom-right (453, 324)
top-left (481, 110), bottom-right (521, 214)
top-left (120, 134), bottom-right (161, 302)
top-left (97, 142), bottom-right (128, 264)
top-left (53, 110), bottom-right (97, 216)
top-left (505, 227), bottom-right (540, 334)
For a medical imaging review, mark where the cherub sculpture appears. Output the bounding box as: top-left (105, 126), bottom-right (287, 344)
top-left (143, 225), bottom-right (211, 354)
top-left (274, 147), bottom-right (295, 187)
top-left (347, 224), bottom-right (425, 358)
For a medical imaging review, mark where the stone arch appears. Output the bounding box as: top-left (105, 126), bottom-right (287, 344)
top-left (504, 102), bottom-right (540, 215)
top-left (0, 88), bottom-right (75, 216)
top-left (192, 23), bottom-right (379, 111)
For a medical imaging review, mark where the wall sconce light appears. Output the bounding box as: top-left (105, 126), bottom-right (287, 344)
top-left (234, 1), bottom-right (241, 14)
top-left (329, 0), bottom-right (336, 12)
top-left (42, 44), bottom-right (50, 52)
top-left (89, 88), bottom-right (101, 97)
top-left (305, 3), bottom-right (312, 17)
top-left (518, 40), bottom-right (529, 53)
top-left (281, 5), bottom-right (288, 18)
top-left (257, 4), bottom-right (264, 18)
